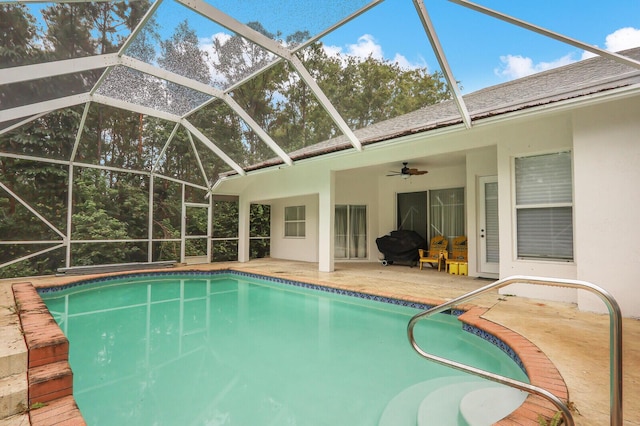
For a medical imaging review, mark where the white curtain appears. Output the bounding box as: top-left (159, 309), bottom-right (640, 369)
top-left (429, 188), bottom-right (465, 247)
top-left (335, 205), bottom-right (367, 259)
top-left (349, 205), bottom-right (367, 258)
top-left (334, 205), bottom-right (348, 258)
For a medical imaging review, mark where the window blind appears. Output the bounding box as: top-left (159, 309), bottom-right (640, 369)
top-left (515, 151), bottom-right (572, 205)
top-left (515, 152), bottom-right (573, 260)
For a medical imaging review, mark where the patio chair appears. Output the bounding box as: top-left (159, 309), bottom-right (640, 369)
top-left (445, 236), bottom-right (468, 274)
top-left (419, 235), bottom-right (448, 271)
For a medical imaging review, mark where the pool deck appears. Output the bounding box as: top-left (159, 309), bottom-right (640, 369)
top-left (0, 259), bottom-right (638, 425)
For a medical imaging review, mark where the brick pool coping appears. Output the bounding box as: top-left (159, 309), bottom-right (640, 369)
top-left (13, 266), bottom-right (570, 425)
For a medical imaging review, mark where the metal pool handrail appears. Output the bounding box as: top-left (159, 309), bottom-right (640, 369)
top-left (407, 275), bottom-right (623, 426)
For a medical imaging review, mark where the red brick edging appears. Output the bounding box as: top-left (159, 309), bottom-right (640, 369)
top-left (12, 282), bottom-right (86, 426)
top-left (16, 268), bottom-right (570, 425)
top-left (459, 306), bottom-right (569, 425)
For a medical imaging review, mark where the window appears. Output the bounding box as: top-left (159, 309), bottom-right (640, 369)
top-left (397, 188), bottom-right (465, 247)
top-left (429, 188), bottom-right (465, 243)
top-left (335, 205), bottom-right (367, 259)
top-left (515, 151), bottom-right (573, 260)
top-left (397, 191), bottom-right (427, 239)
top-left (284, 206), bottom-right (305, 238)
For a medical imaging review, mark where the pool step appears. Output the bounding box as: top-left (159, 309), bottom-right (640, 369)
top-left (417, 381), bottom-right (526, 426)
top-left (10, 282), bottom-right (86, 424)
top-left (0, 372), bottom-right (28, 418)
top-left (0, 284), bottom-right (29, 420)
top-left (458, 387), bottom-right (527, 426)
top-left (378, 377), bottom-right (474, 426)
top-left (12, 283), bottom-right (69, 369)
top-left (379, 377), bottom-right (526, 426)
top-left (28, 360), bottom-right (73, 406)
top-left (29, 395), bottom-right (85, 426)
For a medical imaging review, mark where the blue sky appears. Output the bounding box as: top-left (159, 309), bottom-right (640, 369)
top-left (161, 0), bottom-right (640, 93)
top-left (320, 0), bottom-right (640, 93)
top-left (26, 0), bottom-right (640, 94)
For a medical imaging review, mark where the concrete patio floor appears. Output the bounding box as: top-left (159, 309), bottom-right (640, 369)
top-left (1, 259), bottom-right (638, 425)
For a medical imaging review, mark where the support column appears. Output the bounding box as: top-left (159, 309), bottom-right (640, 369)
top-left (318, 170), bottom-right (335, 272)
top-left (238, 195), bottom-right (250, 263)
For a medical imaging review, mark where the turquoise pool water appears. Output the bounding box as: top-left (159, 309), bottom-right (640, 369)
top-left (41, 272), bottom-right (528, 425)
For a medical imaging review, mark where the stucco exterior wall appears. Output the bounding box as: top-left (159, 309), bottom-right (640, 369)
top-left (466, 146), bottom-right (498, 278)
top-left (572, 95), bottom-right (640, 317)
top-left (495, 114), bottom-right (579, 304)
top-left (334, 169), bottom-right (379, 261)
top-left (269, 194), bottom-right (319, 263)
top-left (215, 92), bottom-right (640, 317)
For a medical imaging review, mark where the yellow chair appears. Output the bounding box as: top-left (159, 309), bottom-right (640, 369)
top-left (419, 235), bottom-right (448, 271)
top-left (446, 236), bottom-right (468, 275)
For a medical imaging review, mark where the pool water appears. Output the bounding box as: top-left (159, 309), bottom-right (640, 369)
top-left (41, 273), bottom-right (528, 425)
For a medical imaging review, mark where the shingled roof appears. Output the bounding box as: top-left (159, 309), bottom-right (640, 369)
top-left (242, 47), bottom-right (640, 172)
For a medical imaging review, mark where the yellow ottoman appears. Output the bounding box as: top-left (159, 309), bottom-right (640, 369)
top-left (458, 262), bottom-right (468, 276)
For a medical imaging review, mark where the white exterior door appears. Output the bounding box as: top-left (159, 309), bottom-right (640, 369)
top-left (479, 176), bottom-right (499, 276)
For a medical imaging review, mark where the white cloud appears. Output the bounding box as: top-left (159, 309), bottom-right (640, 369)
top-left (324, 34), bottom-right (427, 70)
top-left (199, 32), bottom-right (231, 63)
top-left (496, 26), bottom-right (640, 81)
top-left (392, 53), bottom-right (428, 70)
top-left (322, 44), bottom-right (343, 58)
top-left (581, 27), bottom-right (640, 60)
top-left (347, 34), bottom-right (385, 60)
top-left (199, 32), bottom-right (234, 85)
top-left (495, 53), bottom-right (575, 79)
top-left (323, 34), bottom-right (385, 62)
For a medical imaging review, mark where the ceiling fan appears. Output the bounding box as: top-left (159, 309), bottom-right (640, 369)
top-left (387, 162), bottom-right (428, 179)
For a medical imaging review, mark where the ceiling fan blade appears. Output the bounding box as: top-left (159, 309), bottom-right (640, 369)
top-left (386, 163), bottom-right (426, 177)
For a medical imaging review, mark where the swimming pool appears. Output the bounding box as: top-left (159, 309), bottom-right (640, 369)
top-left (40, 271), bottom-right (528, 425)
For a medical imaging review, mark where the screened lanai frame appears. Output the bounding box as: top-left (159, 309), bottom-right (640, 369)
top-left (2, 0), bottom-right (640, 274)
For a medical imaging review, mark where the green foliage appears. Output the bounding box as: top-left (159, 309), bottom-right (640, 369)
top-left (212, 199), bottom-right (239, 239)
top-left (1, 13), bottom-right (451, 276)
top-left (212, 239), bottom-right (238, 262)
top-left (538, 411), bottom-right (564, 426)
top-left (0, 4), bottom-right (41, 67)
top-left (250, 239), bottom-right (270, 259)
top-left (0, 261), bottom-right (39, 279)
top-left (0, 249), bottom-right (65, 279)
top-left (250, 204), bottom-right (271, 259)
top-left (250, 204), bottom-right (270, 237)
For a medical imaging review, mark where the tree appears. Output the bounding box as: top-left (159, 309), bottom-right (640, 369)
top-left (0, 4), bottom-right (40, 68)
top-left (307, 51), bottom-right (450, 130)
top-left (250, 204), bottom-right (270, 258)
top-left (157, 20), bottom-right (212, 113)
top-left (0, 5), bottom-right (44, 109)
top-left (71, 168), bottom-right (142, 265)
top-left (210, 22), bottom-right (288, 163)
top-left (1, 8), bottom-right (454, 277)
top-left (42, 2), bottom-right (94, 60)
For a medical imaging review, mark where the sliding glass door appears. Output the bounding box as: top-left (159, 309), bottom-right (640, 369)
top-left (397, 188), bottom-right (465, 246)
top-left (429, 188), bottom-right (465, 242)
top-left (397, 191), bottom-right (428, 240)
